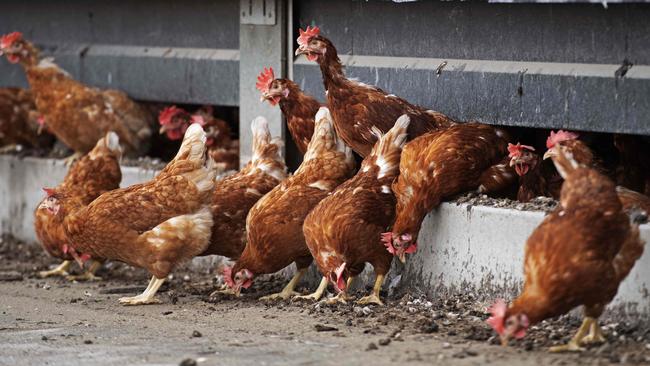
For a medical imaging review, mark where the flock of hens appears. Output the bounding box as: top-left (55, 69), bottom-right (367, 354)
top-left (1, 26), bottom-right (649, 354)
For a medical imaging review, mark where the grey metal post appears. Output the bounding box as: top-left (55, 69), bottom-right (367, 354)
top-left (239, 0), bottom-right (287, 167)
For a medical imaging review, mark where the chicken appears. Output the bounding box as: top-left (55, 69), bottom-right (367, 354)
top-left (294, 26), bottom-right (454, 157)
top-left (35, 132), bottom-right (122, 281)
top-left (256, 67), bottom-right (320, 155)
top-left (41, 123), bottom-right (215, 305)
top-left (613, 134), bottom-right (650, 196)
top-left (507, 143), bottom-right (561, 202)
top-left (202, 116), bottom-right (287, 272)
top-left (158, 105), bottom-right (239, 171)
top-left (544, 130), bottom-right (650, 213)
top-left (300, 114), bottom-right (409, 305)
top-left (487, 146), bottom-right (646, 352)
top-left (224, 107), bottom-right (356, 300)
top-left (385, 123), bottom-right (509, 262)
top-left (0, 87), bottom-right (53, 152)
top-left (0, 32), bottom-right (153, 163)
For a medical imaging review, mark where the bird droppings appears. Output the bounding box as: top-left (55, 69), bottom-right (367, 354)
top-left (179, 358), bottom-right (197, 366)
top-left (452, 192), bottom-right (558, 212)
top-left (314, 324), bottom-right (338, 332)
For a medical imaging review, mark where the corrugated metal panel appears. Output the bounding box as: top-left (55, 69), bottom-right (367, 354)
top-left (0, 0), bottom-right (240, 105)
top-left (295, 1), bottom-right (650, 135)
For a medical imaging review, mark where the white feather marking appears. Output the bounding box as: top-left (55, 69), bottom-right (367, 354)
top-left (246, 188), bottom-right (262, 196)
top-left (308, 181), bottom-right (330, 191)
top-left (381, 185), bottom-right (391, 194)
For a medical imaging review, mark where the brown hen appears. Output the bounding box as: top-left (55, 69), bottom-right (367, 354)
top-left (0, 32), bottom-right (153, 162)
top-left (544, 130), bottom-right (650, 213)
top-left (0, 87), bottom-right (52, 151)
top-left (487, 145), bottom-right (646, 352)
top-left (387, 123), bottom-right (509, 262)
top-left (295, 26), bottom-right (454, 157)
top-left (301, 114), bottom-right (410, 305)
top-left (256, 67), bottom-right (320, 155)
top-left (225, 107), bottom-right (356, 300)
top-left (43, 123), bottom-right (214, 305)
top-left (202, 116), bottom-right (287, 263)
top-left (36, 132), bottom-right (122, 281)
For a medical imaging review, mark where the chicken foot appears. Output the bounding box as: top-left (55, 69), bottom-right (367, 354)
top-left (209, 284), bottom-right (239, 298)
top-left (582, 319), bottom-right (606, 345)
top-left (38, 260), bottom-right (72, 278)
top-left (324, 277), bottom-right (356, 305)
top-left (549, 317), bottom-right (594, 352)
top-left (293, 276), bottom-right (329, 302)
top-left (259, 268), bottom-right (307, 301)
top-left (356, 273), bottom-right (385, 306)
top-left (118, 276), bottom-right (165, 305)
top-left (66, 260), bottom-right (103, 282)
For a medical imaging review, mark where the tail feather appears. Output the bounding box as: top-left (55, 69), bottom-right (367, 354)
top-left (613, 210), bottom-right (646, 283)
top-left (173, 123), bottom-right (207, 162)
top-left (303, 107), bottom-right (350, 162)
top-left (249, 116), bottom-right (287, 180)
top-left (366, 114), bottom-right (410, 179)
top-left (89, 131), bottom-right (123, 160)
top-left (138, 208), bottom-right (213, 268)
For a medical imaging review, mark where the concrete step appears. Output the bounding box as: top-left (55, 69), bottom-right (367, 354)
top-left (1, 155), bottom-right (648, 318)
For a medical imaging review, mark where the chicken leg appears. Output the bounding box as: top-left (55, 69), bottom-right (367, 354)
top-left (260, 268), bottom-right (307, 301)
top-left (356, 273), bottom-right (385, 306)
top-left (118, 276), bottom-right (165, 305)
top-left (293, 276), bottom-right (329, 302)
top-left (38, 260), bottom-right (71, 278)
top-left (581, 319), bottom-right (606, 345)
top-left (66, 260), bottom-right (103, 282)
top-left (324, 277), bottom-right (356, 305)
top-left (549, 317), bottom-right (594, 352)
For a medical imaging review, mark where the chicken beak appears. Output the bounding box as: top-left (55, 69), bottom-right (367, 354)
top-left (398, 251), bottom-right (407, 264)
top-left (542, 150), bottom-right (555, 160)
top-left (234, 286), bottom-right (242, 297)
top-left (260, 92), bottom-right (270, 102)
top-left (500, 335), bottom-right (510, 347)
top-left (159, 125), bottom-right (168, 134)
top-left (295, 46), bottom-right (307, 56)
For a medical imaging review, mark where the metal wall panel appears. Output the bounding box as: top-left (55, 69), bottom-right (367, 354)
top-left (0, 0), bottom-right (240, 105)
top-left (294, 1), bottom-right (650, 135)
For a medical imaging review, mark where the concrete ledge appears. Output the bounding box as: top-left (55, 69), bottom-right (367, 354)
top-left (1, 155), bottom-right (648, 317)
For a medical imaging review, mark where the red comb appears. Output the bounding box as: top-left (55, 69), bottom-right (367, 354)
top-left (297, 26), bottom-right (320, 46)
top-left (37, 116), bottom-right (46, 126)
top-left (158, 106), bottom-right (185, 125)
top-left (507, 143), bottom-right (535, 158)
top-left (546, 130), bottom-right (578, 149)
top-left (486, 299), bottom-right (508, 335)
top-left (1, 32), bottom-right (22, 49)
top-left (222, 266), bottom-right (235, 288)
top-left (42, 187), bottom-right (56, 197)
top-left (381, 232), bottom-right (396, 254)
top-left (255, 67), bottom-right (275, 93)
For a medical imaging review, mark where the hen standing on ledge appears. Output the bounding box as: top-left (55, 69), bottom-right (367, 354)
top-left (295, 26), bottom-right (454, 157)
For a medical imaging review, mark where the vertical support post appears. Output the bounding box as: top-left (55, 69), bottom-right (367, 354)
top-left (239, 0), bottom-right (287, 166)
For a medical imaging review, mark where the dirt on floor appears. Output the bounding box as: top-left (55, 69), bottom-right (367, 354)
top-left (1, 235), bottom-right (650, 366)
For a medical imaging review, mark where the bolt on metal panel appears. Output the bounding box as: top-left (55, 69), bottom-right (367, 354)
top-left (241, 0), bottom-right (277, 25)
